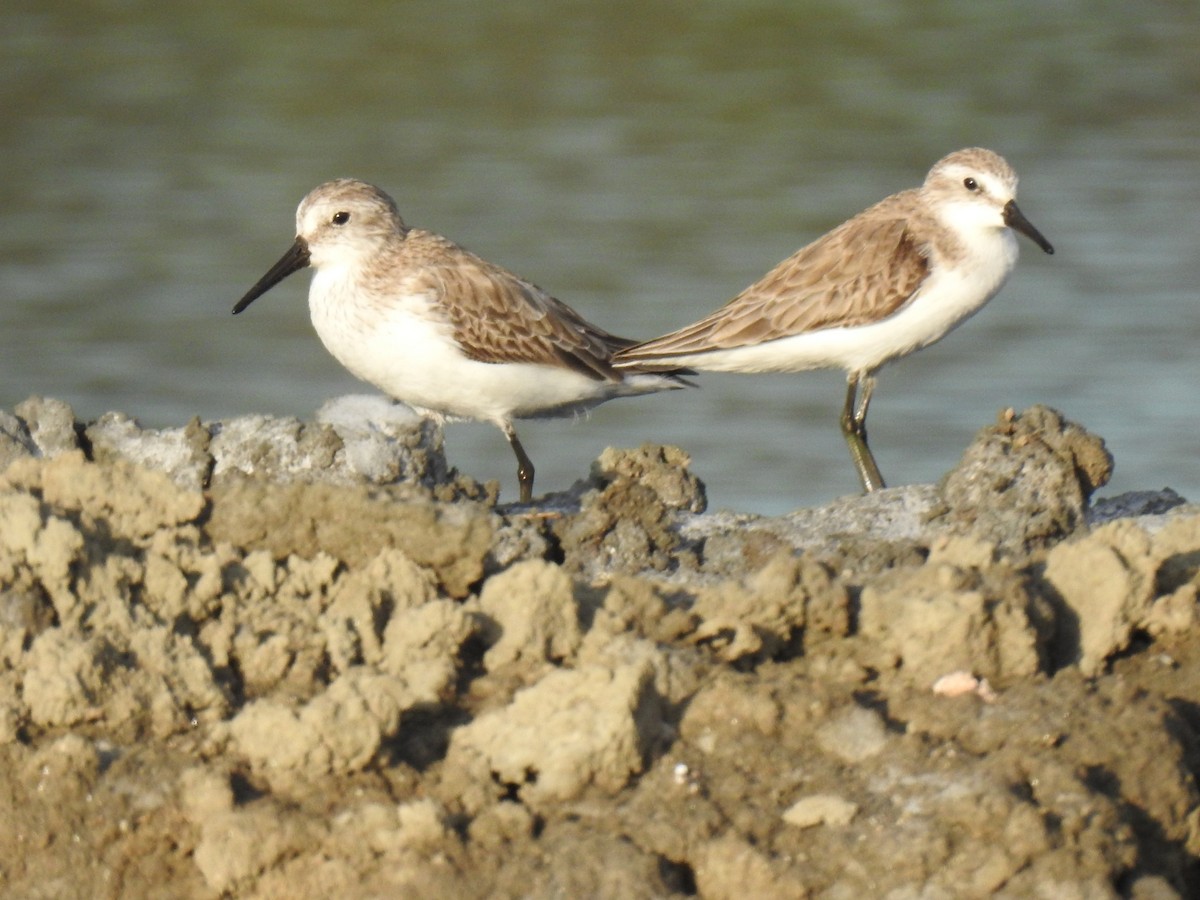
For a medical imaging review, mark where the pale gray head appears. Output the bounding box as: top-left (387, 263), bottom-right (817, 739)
top-left (233, 178), bottom-right (408, 315)
top-left (922, 148), bottom-right (1054, 255)
top-left (295, 178), bottom-right (407, 267)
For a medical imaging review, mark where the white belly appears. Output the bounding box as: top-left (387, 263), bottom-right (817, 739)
top-left (669, 232), bottom-right (1019, 376)
top-left (308, 273), bottom-right (669, 425)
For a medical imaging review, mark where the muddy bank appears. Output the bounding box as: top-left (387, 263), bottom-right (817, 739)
top-left (1, 395), bottom-right (1198, 898)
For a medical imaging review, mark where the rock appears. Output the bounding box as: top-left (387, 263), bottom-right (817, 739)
top-left (681, 484), bottom-right (939, 581)
top-left (444, 660), bottom-right (661, 809)
top-left (1089, 488), bottom-right (1188, 523)
top-left (477, 559), bottom-right (583, 672)
top-left (3, 451), bottom-right (206, 541)
top-left (209, 414), bottom-right (346, 483)
top-left (1041, 521), bottom-right (1157, 675)
top-left (188, 795), bottom-right (314, 895)
top-left (21, 630), bottom-right (104, 728)
top-left (86, 412), bottom-right (212, 491)
top-left (205, 479), bottom-right (492, 597)
top-left (556, 443), bottom-right (705, 580)
top-left (694, 834), bottom-right (807, 900)
top-left (230, 668), bottom-right (421, 779)
top-left (14, 396), bottom-right (81, 458)
top-left (495, 818), bottom-right (678, 899)
top-left (0, 411), bottom-right (37, 472)
top-left (937, 405), bottom-right (1113, 554)
top-left (690, 549), bottom-right (848, 662)
top-left (4, 397), bottom-right (1200, 898)
top-left (858, 559), bottom-right (1047, 686)
top-left (782, 793), bottom-right (859, 828)
top-left (315, 394), bottom-right (453, 489)
top-left (0, 487), bottom-right (87, 623)
top-left (680, 679), bottom-right (781, 751)
top-left (319, 547), bottom-right (441, 672)
top-left (815, 706), bottom-right (889, 763)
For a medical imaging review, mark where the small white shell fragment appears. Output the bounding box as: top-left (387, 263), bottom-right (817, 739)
top-left (782, 794), bottom-right (858, 829)
top-left (932, 670), bottom-right (997, 702)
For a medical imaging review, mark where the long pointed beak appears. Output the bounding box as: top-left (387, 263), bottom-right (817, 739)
top-left (232, 238), bottom-right (311, 314)
top-left (1003, 200), bottom-right (1054, 255)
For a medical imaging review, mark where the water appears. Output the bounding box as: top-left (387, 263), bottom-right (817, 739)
top-left (2, 1), bottom-right (1197, 515)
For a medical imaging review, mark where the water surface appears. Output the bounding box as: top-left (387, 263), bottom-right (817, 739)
top-left (2, 1), bottom-right (1197, 513)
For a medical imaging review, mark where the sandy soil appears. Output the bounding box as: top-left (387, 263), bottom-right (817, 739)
top-left (1, 395), bottom-right (1198, 899)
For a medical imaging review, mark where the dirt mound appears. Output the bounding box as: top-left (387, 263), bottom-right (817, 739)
top-left (1, 398), bottom-right (1198, 898)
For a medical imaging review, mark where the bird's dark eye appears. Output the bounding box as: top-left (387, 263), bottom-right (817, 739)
top-left (332, 211), bottom-right (350, 225)
top-left (963, 177), bottom-right (979, 192)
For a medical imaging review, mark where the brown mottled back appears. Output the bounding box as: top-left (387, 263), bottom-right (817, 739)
top-left (617, 190), bottom-right (932, 360)
top-left (399, 230), bottom-right (635, 382)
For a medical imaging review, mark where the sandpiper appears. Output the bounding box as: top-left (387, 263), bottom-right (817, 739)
top-left (614, 148), bottom-right (1054, 493)
top-left (233, 178), bottom-right (690, 502)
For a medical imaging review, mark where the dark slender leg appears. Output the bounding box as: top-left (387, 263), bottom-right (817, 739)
top-left (839, 372), bottom-right (886, 493)
top-left (502, 422), bottom-right (535, 503)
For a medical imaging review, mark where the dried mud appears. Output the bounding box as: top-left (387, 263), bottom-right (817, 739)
top-left (1, 396), bottom-right (1199, 898)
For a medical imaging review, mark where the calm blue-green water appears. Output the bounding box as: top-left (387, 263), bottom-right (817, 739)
top-left (2, 1), bottom-right (1197, 514)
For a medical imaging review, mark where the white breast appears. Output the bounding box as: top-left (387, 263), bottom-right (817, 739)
top-left (306, 268), bottom-right (653, 425)
top-left (663, 228), bottom-right (1020, 376)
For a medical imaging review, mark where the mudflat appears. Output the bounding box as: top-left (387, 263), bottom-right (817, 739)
top-left (1, 396), bottom-right (1196, 898)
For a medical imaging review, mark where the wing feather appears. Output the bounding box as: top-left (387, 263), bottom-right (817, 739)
top-left (618, 191), bottom-right (931, 360)
top-left (403, 233), bottom-right (629, 382)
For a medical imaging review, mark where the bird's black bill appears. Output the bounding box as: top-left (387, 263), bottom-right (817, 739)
top-left (1003, 200), bottom-right (1054, 255)
top-left (232, 238), bottom-right (312, 314)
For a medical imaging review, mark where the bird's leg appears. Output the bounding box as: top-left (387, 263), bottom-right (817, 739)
top-left (839, 372), bottom-right (886, 493)
top-left (853, 373), bottom-right (877, 433)
top-left (502, 422), bottom-right (535, 503)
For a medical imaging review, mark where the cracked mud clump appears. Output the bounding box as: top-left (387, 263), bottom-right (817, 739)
top-left (2, 397), bottom-right (1200, 898)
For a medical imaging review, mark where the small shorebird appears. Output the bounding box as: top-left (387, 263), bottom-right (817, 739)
top-left (614, 148), bottom-right (1054, 493)
top-left (233, 178), bottom-right (690, 502)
